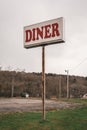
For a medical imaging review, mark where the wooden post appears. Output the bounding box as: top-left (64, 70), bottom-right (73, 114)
top-left (42, 46), bottom-right (46, 120)
top-left (59, 75), bottom-right (61, 98)
top-left (11, 77), bottom-right (14, 97)
top-left (67, 71), bottom-right (69, 98)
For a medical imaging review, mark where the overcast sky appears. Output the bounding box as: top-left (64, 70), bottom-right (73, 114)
top-left (0, 0), bottom-right (87, 76)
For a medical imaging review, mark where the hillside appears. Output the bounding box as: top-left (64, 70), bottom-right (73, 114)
top-left (0, 70), bottom-right (87, 98)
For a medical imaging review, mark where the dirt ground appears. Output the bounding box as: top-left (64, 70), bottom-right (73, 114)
top-left (0, 98), bottom-right (82, 112)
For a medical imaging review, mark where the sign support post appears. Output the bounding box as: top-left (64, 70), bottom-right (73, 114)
top-left (42, 46), bottom-right (46, 120)
top-left (23, 17), bottom-right (65, 120)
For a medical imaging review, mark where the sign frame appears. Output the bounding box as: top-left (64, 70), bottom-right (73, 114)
top-left (24, 17), bottom-right (65, 48)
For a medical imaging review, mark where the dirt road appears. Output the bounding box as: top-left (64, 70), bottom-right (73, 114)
top-left (0, 98), bottom-right (81, 112)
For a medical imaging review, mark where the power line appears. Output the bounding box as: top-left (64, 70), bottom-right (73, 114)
top-left (70, 56), bottom-right (87, 73)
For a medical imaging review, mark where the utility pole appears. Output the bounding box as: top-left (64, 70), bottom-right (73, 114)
top-left (65, 70), bottom-right (69, 99)
top-left (0, 65), bottom-right (2, 71)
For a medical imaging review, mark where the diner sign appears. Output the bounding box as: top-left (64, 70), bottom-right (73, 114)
top-left (24, 17), bottom-right (64, 48)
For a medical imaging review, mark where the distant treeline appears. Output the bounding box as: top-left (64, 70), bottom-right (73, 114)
top-left (0, 70), bottom-right (87, 98)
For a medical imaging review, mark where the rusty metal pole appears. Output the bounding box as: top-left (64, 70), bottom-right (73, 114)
top-left (42, 46), bottom-right (46, 120)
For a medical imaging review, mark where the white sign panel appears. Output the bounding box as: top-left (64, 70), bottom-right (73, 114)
top-left (24, 17), bottom-right (65, 48)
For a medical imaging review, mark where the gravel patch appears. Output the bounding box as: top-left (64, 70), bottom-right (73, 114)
top-left (0, 98), bottom-right (82, 112)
